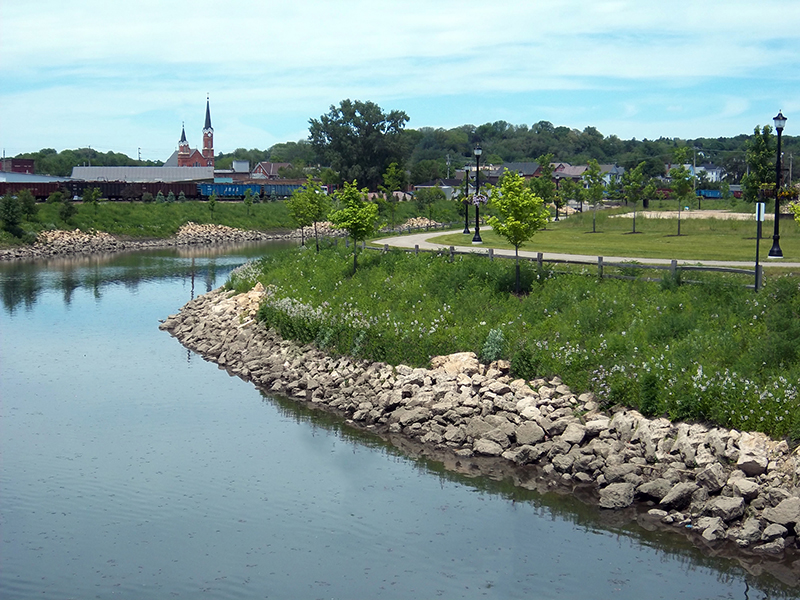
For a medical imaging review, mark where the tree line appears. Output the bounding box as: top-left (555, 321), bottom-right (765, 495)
top-left (14, 99), bottom-right (800, 198)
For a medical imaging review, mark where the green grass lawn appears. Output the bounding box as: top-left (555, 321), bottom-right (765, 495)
top-left (429, 208), bottom-right (800, 263)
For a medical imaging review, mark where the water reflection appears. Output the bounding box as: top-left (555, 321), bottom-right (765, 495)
top-left (0, 241), bottom-right (296, 314)
top-left (263, 390), bottom-right (800, 597)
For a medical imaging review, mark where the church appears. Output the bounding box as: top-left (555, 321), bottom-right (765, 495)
top-left (164, 97), bottom-right (215, 168)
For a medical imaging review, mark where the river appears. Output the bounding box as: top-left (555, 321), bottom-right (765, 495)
top-left (0, 243), bottom-right (796, 599)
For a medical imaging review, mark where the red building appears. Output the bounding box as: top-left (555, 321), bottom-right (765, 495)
top-left (171, 97), bottom-right (215, 168)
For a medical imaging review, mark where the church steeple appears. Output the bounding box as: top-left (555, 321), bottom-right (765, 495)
top-left (177, 121), bottom-right (190, 166)
top-left (202, 94), bottom-right (214, 168)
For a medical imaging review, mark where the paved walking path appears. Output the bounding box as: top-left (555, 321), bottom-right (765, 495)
top-left (374, 229), bottom-right (800, 269)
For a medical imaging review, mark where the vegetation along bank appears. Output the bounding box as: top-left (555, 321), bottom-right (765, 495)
top-left (156, 243), bottom-right (799, 580)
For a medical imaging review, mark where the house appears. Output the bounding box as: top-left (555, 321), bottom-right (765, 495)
top-left (251, 161), bottom-right (291, 179)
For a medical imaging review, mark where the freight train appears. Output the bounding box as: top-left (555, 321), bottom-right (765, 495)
top-left (0, 180), bottom-right (311, 201)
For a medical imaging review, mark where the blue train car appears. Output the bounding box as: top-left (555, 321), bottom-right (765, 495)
top-left (198, 183), bottom-right (264, 199)
top-left (696, 189), bottom-right (722, 199)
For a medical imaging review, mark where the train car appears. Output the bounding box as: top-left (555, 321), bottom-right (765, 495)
top-left (0, 180), bottom-right (63, 199)
top-left (696, 189), bottom-right (722, 199)
top-left (261, 182), bottom-right (305, 198)
top-left (198, 183), bottom-right (264, 200)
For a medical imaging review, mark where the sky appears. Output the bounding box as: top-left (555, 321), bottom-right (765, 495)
top-left (2, 0), bottom-right (800, 162)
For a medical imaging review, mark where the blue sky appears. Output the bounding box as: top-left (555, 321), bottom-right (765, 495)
top-left (2, 0), bottom-right (800, 162)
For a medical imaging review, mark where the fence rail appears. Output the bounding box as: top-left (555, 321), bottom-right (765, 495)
top-left (359, 240), bottom-right (763, 291)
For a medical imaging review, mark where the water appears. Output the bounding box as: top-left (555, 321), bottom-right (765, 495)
top-left (1, 244), bottom-right (796, 600)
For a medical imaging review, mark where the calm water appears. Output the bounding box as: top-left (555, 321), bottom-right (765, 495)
top-left (0, 244), bottom-right (796, 600)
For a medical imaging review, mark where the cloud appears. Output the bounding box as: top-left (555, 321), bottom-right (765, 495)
top-left (2, 0), bottom-right (800, 155)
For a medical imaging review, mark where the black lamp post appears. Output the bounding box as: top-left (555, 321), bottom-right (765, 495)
top-left (768, 110), bottom-right (787, 258)
top-left (463, 166), bottom-right (471, 233)
top-left (472, 145), bottom-right (483, 244)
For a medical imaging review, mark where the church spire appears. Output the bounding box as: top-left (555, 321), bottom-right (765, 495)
top-left (179, 122), bottom-right (187, 144)
top-left (203, 95), bottom-right (212, 133)
top-left (202, 95), bottom-right (214, 167)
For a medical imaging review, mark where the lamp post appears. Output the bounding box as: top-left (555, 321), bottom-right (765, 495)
top-left (472, 145), bottom-right (483, 244)
top-left (768, 110), bottom-right (787, 258)
top-left (463, 166), bottom-right (471, 233)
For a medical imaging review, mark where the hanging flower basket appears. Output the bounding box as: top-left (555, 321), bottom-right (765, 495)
top-left (471, 194), bottom-right (488, 206)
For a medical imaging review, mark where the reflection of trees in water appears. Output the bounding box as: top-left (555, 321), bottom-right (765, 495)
top-left (0, 241), bottom-right (295, 315)
top-left (0, 264), bottom-right (42, 314)
top-left (262, 390), bottom-right (799, 598)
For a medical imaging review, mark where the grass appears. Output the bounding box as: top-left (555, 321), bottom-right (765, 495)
top-left (227, 243), bottom-right (800, 443)
top-left (0, 200), bottom-right (295, 246)
top-left (430, 206), bottom-right (800, 263)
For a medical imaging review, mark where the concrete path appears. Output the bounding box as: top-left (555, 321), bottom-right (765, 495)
top-left (374, 229), bottom-right (800, 269)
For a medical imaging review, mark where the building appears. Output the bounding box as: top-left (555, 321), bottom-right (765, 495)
top-left (251, 161), bottom-right (291, 179)
top-left (1, 158), bottom-right (35, 174)
top-left (164, 97), bottom-right (215, 168)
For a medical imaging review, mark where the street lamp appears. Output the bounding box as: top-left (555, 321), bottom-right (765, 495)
top-left (768, 110), bottom-right (787, 258)
top-left (463, 166), bottom-right (471, 233)
top-left (472, 145), bottom-right (483, 244)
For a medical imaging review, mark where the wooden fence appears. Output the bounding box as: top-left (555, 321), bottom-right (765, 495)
top-left (360, 241), bottom-right (763, 291)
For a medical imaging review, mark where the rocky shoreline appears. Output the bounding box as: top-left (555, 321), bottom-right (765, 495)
top-left (0, 222), bottom-right (302, 262)
top-left (0, 218), bottom-right (445, 263)
top-left (159, 283), bottom-right (800, 584)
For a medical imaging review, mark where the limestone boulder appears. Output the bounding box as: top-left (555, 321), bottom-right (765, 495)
top-left (599, 483), bottom-right (636, 509)
top-left (762, 497), bottom-right (800, 526)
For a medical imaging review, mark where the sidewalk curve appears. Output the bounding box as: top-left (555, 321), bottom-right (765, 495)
top-left (374, 229), bottom-right (800, 269)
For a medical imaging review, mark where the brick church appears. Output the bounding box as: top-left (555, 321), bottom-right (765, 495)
top-left (164, 97), bottom-right (215, 168)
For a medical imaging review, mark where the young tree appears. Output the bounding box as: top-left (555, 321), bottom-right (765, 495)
top-left (309, 99), bottom-right (409, 190)
top-left (155, 191), bottom-right (166, 204)
top-left (741, 125), bottom-right (775, 203)
top-left (178, 191), bottom-right (187, 202)
top-left (329, 180), bottom-right (380, 273)
top-left (82, 186), bottom-right (102, 213)
top-left (414, 187), bottom-right (446, 224)
top-left (669, 147), bottom-right (694, 236)
top-left (378, 162), bottom-right (407, 229)
top-left (558, 177), bottom-right (582, 213)
top-left (17, 189), bottom-right (38, 220)
top-left (166, 191), bottom-right (176, 203)
top-left (529, 154), bottom-right (558, 219)
top-left (622, 161), bottom-right (646, 233)
top-left (208, 193), bottom-right (217, 217)
top-left (0, 194), bottom-right (23, 233)
top-left (58, 196), bottom-right (77, 222)
top-left (287, 176), bottom-right (332, 252)
top-left (487, 169), bottom-right (550, 293)
top-left (243, 188), bottom-right (254, 216)
top-left (582, 159), bottom-right (605, 233)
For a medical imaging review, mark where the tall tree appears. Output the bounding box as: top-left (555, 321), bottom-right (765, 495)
top-left (287, 177), bottom-right (332, 252)
top-left (487, 169), bottom-right (550, 293)
top-left (308, 99), bottom-right (409, 191)
top-left (329, 180), bottom-right (380, 272)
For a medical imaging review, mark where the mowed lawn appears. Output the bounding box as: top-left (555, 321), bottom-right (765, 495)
top-left (429, 209), bottom-right (800, 263)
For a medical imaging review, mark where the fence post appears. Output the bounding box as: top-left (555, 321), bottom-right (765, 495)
top-left (415, 244), bottom-right (419, 255)
top-left (537, 252), bottom-right (543, 271)
top-left (755, 264), bottom-right (763, 291)
top-left (383, 244), bottom-right (389, 254)
top-left (670, 259), bottom-right (677, 276)
top-left (345, 237), bottom-right (349, 248)
top-left (362, 240), bottom-right (366, 250)
top-left (598, 256), bottom-right (604, 279)
top-left (449, 246), bottom-right (454, 263)
top-left (489, 248), bottom-right (494, 261)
